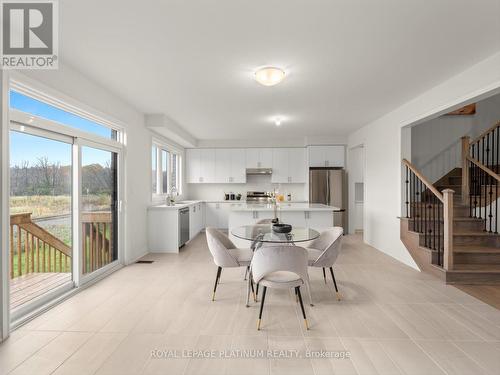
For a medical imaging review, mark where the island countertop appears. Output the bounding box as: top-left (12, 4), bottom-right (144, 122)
top-left (229, 203), bottom-right (341, 212)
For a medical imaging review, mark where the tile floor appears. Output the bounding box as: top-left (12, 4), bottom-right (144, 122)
top-left (1, 233), bottom-right (500, 375)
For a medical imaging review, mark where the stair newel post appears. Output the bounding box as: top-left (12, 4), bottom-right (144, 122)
top-left (442, 189), bottom-right (454, 271)
top-left (461, 136), bottom-right (470, 205)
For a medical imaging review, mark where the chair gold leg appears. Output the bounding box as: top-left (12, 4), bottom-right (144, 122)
top-left (257, 319), bottom-right (261, 330)
top-left (304, 319), bottom-right (309, 330)
top-left (212, 291), bottom-right (216, 301)
top-left (336, 291), bottom-right (341, 301)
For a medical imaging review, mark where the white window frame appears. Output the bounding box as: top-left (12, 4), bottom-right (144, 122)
top-left (152, 138), bottom-right (183, 199)
top-left (2, 72), bottom-right (126, 331)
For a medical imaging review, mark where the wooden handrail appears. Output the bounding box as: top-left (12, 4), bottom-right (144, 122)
top-left (82, 211), bottom-right (112, 223)
top-left (19, 222), bottom-right (71, 257)
top-left (9, 212), bottom-right (72, 278)
top-left (402, 159), bottom-right (444, 202)
top-left (466, 155), bottom-right (500, 182)
top-left (470, 120), bottom-right (500, 145)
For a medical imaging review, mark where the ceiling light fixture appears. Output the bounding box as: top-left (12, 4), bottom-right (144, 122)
top-left (255, 66), bottom-right (286, 86)
top-left (274, 117), bottom-right (282, 126)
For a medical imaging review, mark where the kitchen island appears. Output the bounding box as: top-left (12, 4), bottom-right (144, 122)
top-left (228, 203), bottom-right (340, 248)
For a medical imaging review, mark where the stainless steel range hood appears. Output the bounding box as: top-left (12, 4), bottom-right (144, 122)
top-left (246, 168), bottom-right (272, 175)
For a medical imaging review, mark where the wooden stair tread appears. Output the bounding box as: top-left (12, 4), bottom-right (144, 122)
top-left (454, 245), bottom-right (500, 254)
top-left (450, 264), bottom-right (500, 272)
top-left (453, 231), bottom-right (500, 236)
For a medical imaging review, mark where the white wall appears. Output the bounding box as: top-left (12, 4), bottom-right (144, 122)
top-left (197, 135), bottom-right (347, 148)
top-left (188, 175), bottom-right (306, 201)
top-left (411, 92), bottom-right (500, 182)
top-left (20, 64), bottom-right (153, 264)
top-left (347, 145), bottom-right (364, 234)
top-left (348, 51), bottom-right (500, 269)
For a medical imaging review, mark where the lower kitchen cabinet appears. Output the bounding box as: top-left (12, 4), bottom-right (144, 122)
top-left (205, 202), bottom-right (233, 229)
top-left (189, 202), bottom-right (204, 239)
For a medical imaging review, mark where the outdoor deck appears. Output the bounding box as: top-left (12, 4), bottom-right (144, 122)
top-left (10, 272), bottom-right (72, 310)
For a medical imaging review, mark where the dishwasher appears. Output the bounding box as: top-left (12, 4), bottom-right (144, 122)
top-left (178, 207), bottom-right (190, 247)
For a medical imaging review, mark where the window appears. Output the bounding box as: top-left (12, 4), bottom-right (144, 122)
top-left (152, 143), bottom-right (182, 196)
top-left (10, 90), bottom-right (118, 140)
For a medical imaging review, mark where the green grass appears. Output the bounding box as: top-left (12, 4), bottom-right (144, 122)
top-left (10, 194), bottom-right (111, 218)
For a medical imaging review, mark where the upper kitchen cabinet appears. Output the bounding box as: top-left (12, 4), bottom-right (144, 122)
top-left (215, 148), bottom-right (246, 183)
top-left (186, 149), bottom-right (200, 183)
top-left (271, 148), bottom-right (306, 183)
top-left (308, 145), bottom-right (345, 167)
top-left (186, 148), bottom-right (216, 183)
top-left (245, 148), bottom-right (273, 169)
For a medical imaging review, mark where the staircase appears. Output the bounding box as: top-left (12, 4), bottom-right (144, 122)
top-left (401, 122), bottom-right (500, 284)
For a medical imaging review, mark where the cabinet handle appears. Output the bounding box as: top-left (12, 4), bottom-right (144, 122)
top-left (199, 177), bottom-right (202, 183)
top-left (325, 160), bottom-right (327, 167)
top-left (216, 203), bottom-right (220, 209)
top-left (257, 161), bottom-right (261, 168)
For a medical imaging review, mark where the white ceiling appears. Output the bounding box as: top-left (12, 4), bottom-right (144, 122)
top-left (60, 0), bottom-right (500, 141)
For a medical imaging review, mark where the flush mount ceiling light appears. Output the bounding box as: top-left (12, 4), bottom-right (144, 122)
top-left (274, 117), bottom-right (282, 126)
top-left (255, 66), bottom-right (286, 86)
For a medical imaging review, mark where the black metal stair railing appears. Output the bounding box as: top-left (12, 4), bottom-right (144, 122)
top-left (403, 159), bottom-right (445, 267)
top-left (468, 122), bottom-right (499, 234)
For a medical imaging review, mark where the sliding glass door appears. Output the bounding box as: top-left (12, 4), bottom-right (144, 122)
top-left (6, 87), bottom-right (123, 323)
top-left (81, 145), bottom-right (118, 275)
top-left (9, 129), bottom-right (74, 314)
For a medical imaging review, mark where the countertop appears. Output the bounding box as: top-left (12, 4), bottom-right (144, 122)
top-left (148, 200), bottom-right (311, 210)
top-left (229, 203), bottom-right (341, 212)
top-left (148, 200), bottom-right (204, 210)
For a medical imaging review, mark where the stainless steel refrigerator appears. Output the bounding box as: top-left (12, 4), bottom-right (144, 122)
top-left (309, 168), bottom-right (347, 230)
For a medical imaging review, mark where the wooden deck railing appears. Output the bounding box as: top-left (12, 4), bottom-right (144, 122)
top-left (9, 211), bottom-right (114, 279)
top-left (10, 213), bottom-right (72, 279)
top-left (82, 212), bottom-right (113, 274)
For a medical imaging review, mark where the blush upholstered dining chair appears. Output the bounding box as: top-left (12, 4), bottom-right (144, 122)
top-left (306, 227), bottom-right (343, 301)
top-left (205, 227), bottom-right (254, 301)
top-left (250, 245), bottom-right (310, 330)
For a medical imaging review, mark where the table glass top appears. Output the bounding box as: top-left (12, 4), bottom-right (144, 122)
top-left (231, 224), bottom-right (320, 243)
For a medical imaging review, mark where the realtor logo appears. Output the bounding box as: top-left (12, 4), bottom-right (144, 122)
top-left (1, 0), bottom-right (58, 69)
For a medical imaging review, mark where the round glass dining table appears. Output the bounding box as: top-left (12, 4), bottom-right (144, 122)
top-left (231, 224), bottom-right (320, 245)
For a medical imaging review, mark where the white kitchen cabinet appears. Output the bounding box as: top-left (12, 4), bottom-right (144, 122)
top-left (186, 149), bottom-right (215, 183)
top-left (271, 148), bottom-right (289, 183)
top-left (245, 148), bottom-right (259, 169)
top-left (246, 148), bottom-right (273, 168)
top-left (205, 203), bottom-right (219, 227)
top-left (231, 149), bottom-right (246, 182)
top-left (218, 203), bottom-right (231, 228)
top-left (271, 148), bottom-right (306, 183)
top-left (189, 202), bottom-right (205, 239)
top-left (200, 149), bottom-right (216, 182)
top-left (205, 202), bottom-right (232, 229)
top-left (308, 145), bottom-right (345, 167)
top-left (215, 149), bottom-right (246, 183)
top-left (186, 149), bottom-right (200, 183)
top-left (215, 149), bottom-right (231, 183)
top-left (288, 148), bottom-right (306, 183)
top-left (279, 211), bottom-right (306, 227)
top-left (305, 211), bottom-right (333, 231)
